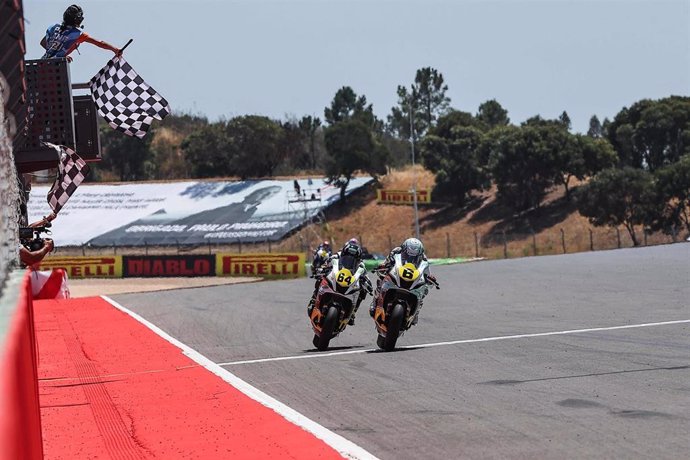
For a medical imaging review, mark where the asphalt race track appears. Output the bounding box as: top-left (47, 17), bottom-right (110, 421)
top-left (112, 244), bottom-right (690, 459)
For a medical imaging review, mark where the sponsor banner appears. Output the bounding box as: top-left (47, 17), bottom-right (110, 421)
top-left (37, 256), bottom-right (122, 278)
top-left (217, 253), bottom-right (305, 278)
top-left (28, 177), bottom-right (372, 247)
top-left (123, 255), bottom-right (216, 277)
top-left (376, 189), bottom-right (431, 205)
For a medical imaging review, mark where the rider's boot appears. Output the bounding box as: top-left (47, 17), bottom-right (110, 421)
top-left (412, 300), bottom-right (423, 325)
top-left (307, 296), bottom-right (315, 317)
top-left (349, 293), bottom-right (365, 326)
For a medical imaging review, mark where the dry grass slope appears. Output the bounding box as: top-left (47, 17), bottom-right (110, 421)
top-left (59, 166), bottom-right (684, 260)
top-left (275, 166), bottom-right (683, 259)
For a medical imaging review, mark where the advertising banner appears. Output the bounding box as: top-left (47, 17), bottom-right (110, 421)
top-left (36, 256), bottom-right (123, 278)
top-left (123, 255), bottom-right (216, 277)
top-left (376, 189), bottom-right (431, 205)
top-left (216, 253), bottom-right (305, 278)
top-left (28, 178), bottom-right (372, 247)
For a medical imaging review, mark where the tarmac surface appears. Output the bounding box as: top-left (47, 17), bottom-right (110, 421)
top-left (112, 244), bottom-right (690, 459)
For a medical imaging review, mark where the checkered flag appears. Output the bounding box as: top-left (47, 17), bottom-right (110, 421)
top-left (45, 143), bottom-right (91, 215)
top-left (90, 56), bottom-right (170, 138)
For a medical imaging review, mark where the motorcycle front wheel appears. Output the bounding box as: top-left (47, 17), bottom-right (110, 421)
top-left (316, 306), bottom-right (339, 351)
top-left (382, 303), bottom-right (405, 351)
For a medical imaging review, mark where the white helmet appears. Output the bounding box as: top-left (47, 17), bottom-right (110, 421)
top-left (401, 238), bottom-right (424, 265)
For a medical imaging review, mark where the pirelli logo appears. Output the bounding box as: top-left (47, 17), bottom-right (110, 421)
top-left (377, 189), bottom-right (431, 205)
top-left (217, 253), bottom-right (305, 277)
top-left (37, 256), bottom-right (123, 278)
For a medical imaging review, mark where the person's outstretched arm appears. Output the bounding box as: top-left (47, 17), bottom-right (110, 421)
top-left (66, 33), bottom-right (121, 56)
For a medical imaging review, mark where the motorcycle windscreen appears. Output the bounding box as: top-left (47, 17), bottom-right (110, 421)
top-left (401, 252), bottom-right (423, 267)
top-left (339, 254), bottom-right (358, 271)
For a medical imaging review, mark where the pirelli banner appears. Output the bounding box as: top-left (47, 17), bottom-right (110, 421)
top-left (124, 253), bottom-right (306, 278)
top-left (38, 253), bottom-right (305, 278)
top-left (123, 255), bottom-right (216, 277)
top-left (216, 253), bottom-right (306, 278)
top-left (37, 256), bottom-right (123, 278)
top-left (376, 189), bottom-right (432, 205)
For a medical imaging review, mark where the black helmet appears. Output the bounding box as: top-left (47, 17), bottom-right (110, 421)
top-left (400, 238), bottom-right (424, 265)
top-left (63, 5), bottom-right (84, 27)
top-left (341, 240), bottom-right (362, 259)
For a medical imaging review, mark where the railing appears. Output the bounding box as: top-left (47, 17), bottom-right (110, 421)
top-left (47, 226), bottom-right (687, 261)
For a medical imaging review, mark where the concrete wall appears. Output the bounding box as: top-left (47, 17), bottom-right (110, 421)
top-left (0, 90), bottom-right (21, 296)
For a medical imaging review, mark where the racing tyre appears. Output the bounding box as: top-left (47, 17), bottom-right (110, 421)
top-left (316, 306), bottom-right (338, 351)
top-left (376, 334), bottom-right (386, 350)
top-left (383, 303), bottom-right (404, 351)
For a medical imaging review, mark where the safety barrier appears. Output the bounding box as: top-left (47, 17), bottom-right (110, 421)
top-left (0, 271), bottom-right (43, 460)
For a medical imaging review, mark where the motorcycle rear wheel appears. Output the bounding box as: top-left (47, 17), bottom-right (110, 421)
top-left (316, 306), bottom-right (339, 351)
top-left (383, 303), bottom-right (405, 351)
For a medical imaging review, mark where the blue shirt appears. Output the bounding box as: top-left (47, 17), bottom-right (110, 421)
top-left (42, 24), bottom-right (85, 58)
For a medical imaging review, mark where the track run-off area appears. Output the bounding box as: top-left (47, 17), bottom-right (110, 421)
top-left (111, 244), bottom-right (689, 459)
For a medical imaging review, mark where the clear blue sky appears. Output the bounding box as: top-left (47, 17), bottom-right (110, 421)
top-left (24, 0), bottom-right (690, 133)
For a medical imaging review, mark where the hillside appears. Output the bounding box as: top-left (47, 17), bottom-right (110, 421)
top-left (274, 166), bottom-right (680, 260)
top-left (58, 167), bottom-right (682, 260)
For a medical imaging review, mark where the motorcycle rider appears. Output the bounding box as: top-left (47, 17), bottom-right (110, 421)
top-left (370, 237), bottom-right (437, 324)
top-left (307, 238), bottom-right (373, 325)
top-left (310, 240), bottom-right (332, 276)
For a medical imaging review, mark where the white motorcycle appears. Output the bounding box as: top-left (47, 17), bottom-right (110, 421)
top-left (372, 253), bottom-right (439, 351)
top-left (309, 254), bottom-right (368, 351)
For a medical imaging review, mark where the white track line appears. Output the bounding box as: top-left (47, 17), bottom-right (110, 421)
top-left (218, 319), bottom-right (690, 366)
top-left (101, 296), bottom-right (378, 460)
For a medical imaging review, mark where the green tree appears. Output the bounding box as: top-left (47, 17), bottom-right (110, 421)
top-left (650, 154), bottom-right (690, 235)
top-left (298, 115), bottom-right (323, 169)
top-left (387, 67), bottom-right (450, 140)
top-left (181, 123), bottom-right (231, 178)
top-left (559, 111), bottom-right (572, 130)
top-left (432, 110), bottom-right (483, 137)
top-left (576, 167), bottom-right (656, 246)
top-left (476, 99), bottom-right (510, 129)
top-left (225, 115), bottom-right (285, 178)
top-left (277, 119), bottom-right (309, 173)
top-left (323, 119), bottom-right (388, 199)
top-left (420, 126), bottom-right (490, 204)
top-left (587, 115), bottom-right (603, 138)
top-left (554, 133), bottom-right (617, 199)
top-left (486, 125), bottom-right (562, 211)
top-left (606, 96), bottom-right (690, 171)
top-left (96, 126), bottom-right (155, 181)
top-left (324, 86), bottom-right (379, 129)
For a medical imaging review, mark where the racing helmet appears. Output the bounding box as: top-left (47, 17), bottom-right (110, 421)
top-left (400, 238), bottom-right (424, 265)
top-left (63, 4), bottom-right (84, 27)
top-left (342, 241), bottom-right (362, 258)
top-left (340, 240), bottom-right (362, 271)
top-left (322, 240), bottom-right (331, 250)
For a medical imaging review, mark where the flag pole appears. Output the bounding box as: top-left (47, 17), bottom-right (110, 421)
top-left (120, 39), bottom-right (133, 52)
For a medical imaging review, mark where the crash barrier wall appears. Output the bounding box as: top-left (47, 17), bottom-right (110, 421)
top-left (0, 91), bottom-right (21, 297)
top-left (0, 271), bottom-right (43, 460)
top-left (35, 253), bottom-right (307, 278)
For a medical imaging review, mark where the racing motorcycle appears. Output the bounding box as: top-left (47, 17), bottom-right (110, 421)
top-left (309, 253), bottom-right (368, 351)
top-left (310, 246), bottom-right (332, 277)
top-left (372, 253), bottom-right (440, 351)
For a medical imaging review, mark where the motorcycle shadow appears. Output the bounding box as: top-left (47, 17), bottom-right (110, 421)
top-left (365, 345), bottom-right (425, 354)
top-left (304, 345), bottom-right (367, 353)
